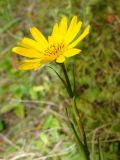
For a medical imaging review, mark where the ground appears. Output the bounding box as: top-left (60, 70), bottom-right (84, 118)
top-left (0, 0), bottom-right (120, 160)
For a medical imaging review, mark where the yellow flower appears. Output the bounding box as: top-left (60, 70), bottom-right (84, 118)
top-left (12, 16), bottom-right (90, 70)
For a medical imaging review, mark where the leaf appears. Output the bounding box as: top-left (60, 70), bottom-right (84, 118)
top-left (39, 133), bottom-right (49, 145)
top-left (82, 87), bottom-right (101, 102)
top-left (0, 120), bottom-right (4, 131)
top-left (4, 146), bottom-right (17, 156)
top-left (14, 105), bottom-right (25, 119)
top-left (0, 103), bottom-right (19, 114)
top-left (43, 115), bottom-right (60, 129)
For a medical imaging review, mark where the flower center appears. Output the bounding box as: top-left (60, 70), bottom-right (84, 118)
top-left (44, 43), bottom-right (65, 59)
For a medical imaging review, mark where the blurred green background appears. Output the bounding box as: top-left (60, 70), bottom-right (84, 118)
top-left (0, 0), bottom-right (120, 159)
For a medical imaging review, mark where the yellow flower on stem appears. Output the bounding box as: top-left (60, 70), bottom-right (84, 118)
top-left (12, 16), bottom-right (90, 70)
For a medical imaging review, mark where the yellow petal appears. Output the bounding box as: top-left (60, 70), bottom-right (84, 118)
top-left (48, 36), bottom-right (54, 44)
top-left (68, 25), bottom-right (91, 48)
top-left (20, 37), bottom-right (44, 52)
top-left (59, 16), bottom-right (67, 40)
top-left (64, 16), bottom-right (77, 42)
top-left (65, 21), bottom-right (82, 45)
top-left (52, 23), bottom-right (59, 37)
top-left (23, 59), bottom-right (41, 63)
top-left (12, 47), bottom-right (42, 58)
top-left (56, 55), bottom-right (65, 63)
top-left (30, 27), bottom-right (48, 47)
top-left (17, 41), bottom-right (29, 49)
top-left (18, 62), bottom-right (42, 70)
top-left (64, 48), bottom-right (81, 57)
top-left (51, 23), bottom-right (61, 42)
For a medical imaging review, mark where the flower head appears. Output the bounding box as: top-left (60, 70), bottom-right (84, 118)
top-left (12, 16), bottom-right (90, 70)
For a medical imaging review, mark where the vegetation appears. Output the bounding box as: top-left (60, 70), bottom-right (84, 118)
top-left (0, 0), bottom-right (120, 159)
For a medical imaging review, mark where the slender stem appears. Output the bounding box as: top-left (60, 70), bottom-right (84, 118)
top-left (98, 138), bottom-right (104, 160)
top-left (61, 63), bottom-right (87, 144)
top-left (61, 63), bottom-right (73, 98)
top-left (60, 63), bottom-right (90, 160)
top-left (66, 107), bottom-right (88, 160)
top-left (73, 98), bottom-right (89, 156)
top-left (73, 63), bottom-right (76, 95)
top-left (46, 63), bottom-right (90, 159)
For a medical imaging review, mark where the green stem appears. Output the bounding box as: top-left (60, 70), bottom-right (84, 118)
top-left (60, 63), bottom-right (90, 160)
top-left (66, 106), bottom-right (88, 160)
top-left (98, 138), bottom-right (104, 160)
top-left (73, 97), bottom-right (89, 157)
top-left (61, 63), bottom-right (73, 98)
